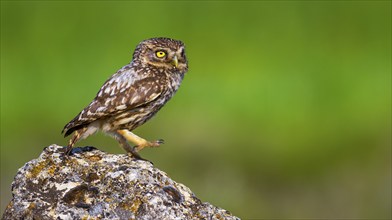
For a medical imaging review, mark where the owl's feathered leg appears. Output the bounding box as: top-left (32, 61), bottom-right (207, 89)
top-left (113, 131), bottom-right (145, 160)
top-left (117, 129), bottom-right (164, 152)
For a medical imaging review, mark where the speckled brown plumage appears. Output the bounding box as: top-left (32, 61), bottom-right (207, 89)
top-left (62, 37), bottom-right (188, 159)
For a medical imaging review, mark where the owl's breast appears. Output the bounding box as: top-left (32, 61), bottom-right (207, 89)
top-left (106, 71), bottom-right (184, 131)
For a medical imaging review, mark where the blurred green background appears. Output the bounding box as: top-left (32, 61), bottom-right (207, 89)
top-left (1, 1), bottom-right (391, 219)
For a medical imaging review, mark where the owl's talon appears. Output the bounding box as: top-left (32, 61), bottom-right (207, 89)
top-left (150, 139), bottom-right (164, 147)
top-left (156, 139), bottom-right (165, 145)
top-left (64, 146), bottom-right (73, 156)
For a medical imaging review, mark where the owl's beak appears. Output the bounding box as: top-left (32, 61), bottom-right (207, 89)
top-left (172, 55), bottom-right (178, 68)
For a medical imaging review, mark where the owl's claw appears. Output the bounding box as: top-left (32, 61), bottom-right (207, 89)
top-left (63, 145), bottom-right (75, 158)
top-left (155, 139), bottom-right (165, 145)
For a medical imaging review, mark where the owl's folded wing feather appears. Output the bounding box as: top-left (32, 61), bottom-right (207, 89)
top-left (62, 76), bottom-right (162, 137)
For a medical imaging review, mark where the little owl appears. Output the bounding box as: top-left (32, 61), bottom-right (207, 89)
top-left (62, 37), bottom-right (188, 159)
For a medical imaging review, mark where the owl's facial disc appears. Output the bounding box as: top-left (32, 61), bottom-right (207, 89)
top-left (145, 47), bottom-right (186, 71)
top-left (150, 48), bottom-right (175, 67)
top-left (136, 38), bottom-right (187, 73)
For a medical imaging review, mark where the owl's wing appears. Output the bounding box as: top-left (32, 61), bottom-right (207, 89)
top-left (62, 76), bottom-right (162, 137)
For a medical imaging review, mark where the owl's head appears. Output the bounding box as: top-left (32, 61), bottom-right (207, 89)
top-left (132, 37), bottom-right (188, 73)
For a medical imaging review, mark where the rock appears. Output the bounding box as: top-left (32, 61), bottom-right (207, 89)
top-left (2, 144), bottom-right (240, 220)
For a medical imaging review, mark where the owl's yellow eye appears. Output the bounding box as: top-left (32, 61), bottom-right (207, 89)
top-left (155, 51), bottom-right (166, 58)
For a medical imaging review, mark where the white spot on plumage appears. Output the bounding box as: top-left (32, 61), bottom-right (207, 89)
top-left (110, 88), bottom-right (116, 96)
top-left (97, 106), bottom-right (106, 112)
top-left (112, 69), bottom-right (135, 90)
top-left (116, 116), bottom-right (136, 125)
top-left (149, 92), bottom-right (160, 100)
top-left (104, 86), bottom-right (111, 94)
top-left (131, 96), bottom-right (139, 104)
top-left (78, 111), bottom-right (85, 120)
top-left (117, 112), bottom-right (130, 118)
top-left (115, 105), bottom-right (127, 110)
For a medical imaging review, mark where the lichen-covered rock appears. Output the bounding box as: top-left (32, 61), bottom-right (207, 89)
top-left (2, 144), bottom-right (240, 220)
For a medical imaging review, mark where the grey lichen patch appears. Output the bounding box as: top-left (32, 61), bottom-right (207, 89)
top-left (2, 144), bottom-right (240, 220)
